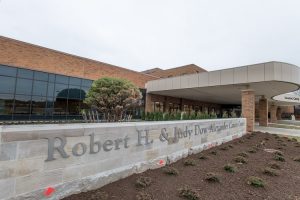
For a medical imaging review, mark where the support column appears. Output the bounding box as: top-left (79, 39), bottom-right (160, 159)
top-left (241, 89), bottom-right (255, 133)
top-left (145, 94), bottom-right (153, 113)
top-left (277, 107), bottom-right (282, 120)
top-left (270, 104), bottom-right (278, 123)
top-left (258, 96), bottom-right (268, 127)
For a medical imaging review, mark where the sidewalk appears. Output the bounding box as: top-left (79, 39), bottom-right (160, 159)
top-left (255, 125), bottom-right (300, 137)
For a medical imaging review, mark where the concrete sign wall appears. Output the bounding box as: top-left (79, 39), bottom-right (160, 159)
top-left (0, 119), bottom-right (246, 200)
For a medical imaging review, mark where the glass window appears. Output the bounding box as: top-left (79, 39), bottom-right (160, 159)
top-left (55, 83), bottom-right (68, 98)
top-left (80, 86), bottom-right (89, 100)
top-left (47, 82), bottom-right (55, 97)
top-left (31, 96), bottom-right (46, 115)
top-left (0, 65), bottom-right (17, 77)
top-left (32, 80), bottom-right (47, 96)
top-left (69, 77), bottom-right (82, 86)
top-left (14, 95), bottom-right (31, 114)
top-left (82, 79), bottom-right (93, 87)
top-left (17, 68), bottom-right (33, 79)
top-left (45, 96), bottom-right (54, 116)
top-left (16, 78), bottom-right (33, 95)
top-left (0, 94), bottom-right (14, 115)
top-left (34, 71), bottom-right (48, 81)
top-left (53, 98), bottom-right (67, 116)
top-left (49, 74), bottom-right (55, 82)
top-left (0, 76), bottom-right (16, 93)
top-left (68, 85), bottom-right (81, 99)
top-left (55, 75), bottom-right (69, 84)
top-left (67, 99), bottom-right (81, 115)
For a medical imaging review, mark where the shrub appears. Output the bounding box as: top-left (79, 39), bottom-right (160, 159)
top-left (247, 176), bottom-right (265, 187)
top-left (135, 176), bottom-right (152, 188)
top-left (210, 111), bottom-right (217, 119)
top-left (291, 138), bottom-right (298, 142)
top-left (234, 156), bottom-right (247, 164)
top-left (181, 112), bottom-right (189, 120)
top-left (274, 155), bottom-right (285, 162)
top-left (222, 111), bottom-right (228, 118)
top-left (163, 166), bottom-right (179, 175)
top-left (163, 112), bottom-right (170, 121)
top-left (248, 148), bottom-right (257, 154)
top-left (205, 172), bottom-right (220, 183)
top-left (274, 151), bottom-right (284, 156)
top-left (228, 144), bottom-right (234, 148)
top-left (178, 185), bottom-right (200, 200)
top-left (263, 167), bottom-right (279, 176)
top-left (136, 191), bottom-right (154, 200)
top-left (268, 162), bottom-right (281, 170)
top-left (224, 164), bottom-right (237, 173)
top-left (210, 150), bottom-right (217, 155)
top-left (198, 155), bottom-right (208, 160)
top-left (184, 159), bottom-right (197, 166)
top-left (237, 152), bottom-right (248, 158)
top-left (293, 157), bottom-right (300, 162)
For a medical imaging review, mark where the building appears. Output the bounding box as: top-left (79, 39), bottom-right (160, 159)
top-left (0, 36), bottom-right (157, 120)
top-left (145, 62), bottom-right (300, 131)
top-left (0, 36), bottom-right (300, 131)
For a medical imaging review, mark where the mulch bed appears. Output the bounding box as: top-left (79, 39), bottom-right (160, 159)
top-left (63, 132), bottom-right (300, 200)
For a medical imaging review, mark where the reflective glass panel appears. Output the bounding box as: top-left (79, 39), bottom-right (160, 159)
top-left (31, 96), bottom-right (46, 115)
top-left (32, 80), bottom-right (47, 96)
top-left (49, 74), bottom-right (55, 82)
top-left (68, 85), bottom-right (81, 99)
top-left (69, 77), bottom-right (81, 86)
top-left (16, 78), bottom-right (33, 95)
top-left (0, 93), bottom-right (14, 115)
top-left (54, 83), bottom-right (68, 98)
top-left (0, 76), bottom-right (16, 93)
top-left (34, 71), bottom-right (48, 81)
top-left (55, 75), bottom-right (69, 84)
top-left (17, 68), bottom-right (33, 79)
top-left (14, 95), bottom-right (31, 114)
top-left (0, 65), bottom-right (17, 77)
top-left (82, 79), bottom-right (93, 87)
top-left (47, 82), bottom-right (55, 97)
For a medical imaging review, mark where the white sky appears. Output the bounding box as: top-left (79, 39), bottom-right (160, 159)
top-left (0, 0), bottom-right (300, 72)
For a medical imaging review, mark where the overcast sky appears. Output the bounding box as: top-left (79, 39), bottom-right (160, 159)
top-left (0, 0), bottom-right (300, 72)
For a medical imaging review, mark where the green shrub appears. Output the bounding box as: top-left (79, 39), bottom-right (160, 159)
top-left (136, 191), bottom-right (154, 200)
top-left (205, 172), bottom-right (220, 183)
top-left (163, 166), bottom-right (179, 175)
top-left (198, 155), bottom-right (208, 160)
top-left (237, 152), bottom-right (248, 158)
top-left (224, 164), bottom-right (237, 173)
top-left (291, 138), bottom-right (298, 142)
top-left (210, 111), bottom-right (217, 119)
top-left (274, 151), bottom-right (284, 156)
top-left (222, 111), bottom-right (228, 118)
top-left (274, 155), bottom-right (285, 162)
top-left (181, 112), bottom-right (189, 120)
top-left (247, 176), bottom-right (265, 187)
top-left (163, 112), bottom-right (170, 121)
top-left (268, 162), bottom-right (281, 169)
top-left (178, 185), bottom-right (200, 200)
top-left (184, 159), bottom-right (197, 166)
top-left (263, 167), bottom-right (279, 176)
top-left (234, 156), bottom-right (247, 164)
top-left (293, 157), bottom-right (300, 162)
top-left (247, 148), bottom-right (257, 153)
top-left (135, 176), bottom-right (152, 188)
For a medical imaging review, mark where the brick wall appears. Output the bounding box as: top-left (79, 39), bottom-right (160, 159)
top-left (0, 36), bottom-right (156, 88)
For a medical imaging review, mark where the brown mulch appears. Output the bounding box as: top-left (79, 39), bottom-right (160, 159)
top-left (63, 132), bottom-right (300, 200)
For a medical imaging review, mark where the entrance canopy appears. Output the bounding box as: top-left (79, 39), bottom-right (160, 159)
top-left (146, 62), bottom-right (300, 106)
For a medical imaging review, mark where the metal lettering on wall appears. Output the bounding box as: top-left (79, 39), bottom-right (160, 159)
top-left (45, 120), bottom-right (245, 161)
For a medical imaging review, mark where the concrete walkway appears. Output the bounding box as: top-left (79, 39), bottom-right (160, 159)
top-left (255, 125), bottom-right (300, 137)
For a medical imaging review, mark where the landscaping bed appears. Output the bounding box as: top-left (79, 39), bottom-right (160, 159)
top-left (63, 132), bottom-right (300, 200)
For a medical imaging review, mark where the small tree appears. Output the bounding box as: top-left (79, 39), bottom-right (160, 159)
top-left (84, 77), bottom-right (142, 122)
